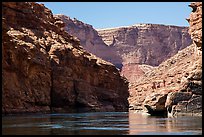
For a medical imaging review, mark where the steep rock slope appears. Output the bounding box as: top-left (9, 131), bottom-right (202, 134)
top-left (129, 44), bottom-right (201, 114)
top-left (57, 14), bottom-right (192, 85)
top-left (97, 24), bottom-right (192, 84)
top-left (2, 2), bottom-right (129, 114)
top-left (129, 2), bottom-right (202, 116)
top-left (187, 2), bottom-right (202, 54)
top-left (54, 14), bottom-right (122, 69)
top-left (98, 24), bottom-right (191, 65)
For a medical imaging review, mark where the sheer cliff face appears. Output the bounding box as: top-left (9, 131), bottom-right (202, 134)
top-left (97, 25), bottom-right (192, 84)
top-left (2, 2), bottom-right (129, 114)
top-left (54, 14), bottom-right (122, 68)
top-left (59, 15), bottom-right (192, 84)
top-left (97, 24), bottom-right (192, 66)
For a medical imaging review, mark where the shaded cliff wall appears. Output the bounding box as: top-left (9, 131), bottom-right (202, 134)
top-left (2, 2), bottom-right (129, 114)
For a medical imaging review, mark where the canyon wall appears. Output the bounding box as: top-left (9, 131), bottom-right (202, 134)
top-left (57, 14), bottom-right (192, 84)
top-left (97, 24), bottom-right (192, 83)
top-left (2, 2), bottom-right (129, 114)
top-left (2, 2), bottom-right (200, 116)
top-left (187, 2), bottom-right (202, 54)
top-left (129, 2), bottom-right (202, 116)
top-left (98, 24), bottom-right (191, 66)
top-left (54, 14), bottom-right (122, 69)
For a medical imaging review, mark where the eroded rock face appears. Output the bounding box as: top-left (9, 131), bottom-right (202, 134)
top-left (143, 92), bottom-right (168, 115)
top-left (2, 2), bottom-right (53, 114)
top-left (54, 14), bottom-right (123, 69)
top-left (58, 16), bottom-right (192, 85)
top-left (2, 2), bottom-right (129, 114)
top-left (98, 24), bottom-right (191, 66)
top-left (49, 45), bottom-right (129, 112)
top-left (165, 2), bottom-right (202, 116)
top-left (97, 24), bottom-right (192, 84)
top-left (129, 2), bottom-right (202, 116)
top-left (188, 2), bottom-right (202, 52)
top-left (130, 42), bottom-right (202, 116)
top-left (167, 2), bottom-right (202, 117)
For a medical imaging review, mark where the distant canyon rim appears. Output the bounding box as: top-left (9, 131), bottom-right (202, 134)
top-left (55, 14), bottom-right (192, 84)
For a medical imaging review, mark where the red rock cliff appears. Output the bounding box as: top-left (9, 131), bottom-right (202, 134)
top-left (97, 24), bottom-right (192, 84)
top-left (129, 2), bottom-right (202, 116)
top-left (187, 2), bottom-right (202, 54)
top-left (56, 15), bottom-right (192, 86)
top-left (54, 14), bottom-right (122, 68)
top-left (2, 2), bottom-right (129, 114)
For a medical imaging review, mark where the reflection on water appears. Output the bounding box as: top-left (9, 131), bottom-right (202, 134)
top-left (2, 111), bottom-right (202, 135)
top-left (128, 112), bottom-right (202, 135)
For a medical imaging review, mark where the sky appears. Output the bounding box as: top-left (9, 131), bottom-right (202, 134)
top-left (38, 2), bottom-right (192, 29)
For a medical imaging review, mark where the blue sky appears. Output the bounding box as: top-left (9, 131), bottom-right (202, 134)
top-left (38, 2), bottom-right (191, 29)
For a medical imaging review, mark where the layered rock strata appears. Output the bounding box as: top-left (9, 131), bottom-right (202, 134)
top-left (2, 2), bottom-right (129, 114)
top-left (98, 24), bottom-right (191, 65)
top-left (129, 2), bottom-right (202, 116)
top-left (54, 14), bottom-right (122, 69)
top-left (97, 24), bottom-right (192, 84)
top-left (57, 14), bottom-right (192, 85)
top-left (187, 2), bottom-right (202, 55)
top-left (166, 2), bottom-right (202, 116)
top-left (129, 43), bottom-right (202, 116)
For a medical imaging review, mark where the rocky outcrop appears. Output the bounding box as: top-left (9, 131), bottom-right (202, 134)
top-left (164, 2), bottom-right (202, 116)
top-left (187, 2), bottom-right (202, 53)
top-left (58, 16), bottom-right (192, 85)
top-left (2, 2), bottom-right (129, 114)
top-left (97, 24), bottom-right (192, 83)
top-left (129, 2), bottom-right (202, 116)
top-left (54, 14), bottom-right (123, 69)
top-left (129, 42), bottom-right (202, 116)
top-left (2, 2), bottom-right (54, 114)
top-left (98, 24), bottom-right (191, 65)
top-left (143, 92), bottom-right (168, 116)
top-left (166, 2), bottom-right (202, 116)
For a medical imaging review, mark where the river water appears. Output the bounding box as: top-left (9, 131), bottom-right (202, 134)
top-left (2, 111), bottom-right (202, 135)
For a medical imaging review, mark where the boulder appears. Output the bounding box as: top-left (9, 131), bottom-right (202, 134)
top-left (143, 92), bottom-right (168, 115)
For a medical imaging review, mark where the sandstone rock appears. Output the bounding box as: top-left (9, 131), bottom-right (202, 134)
top-left (165, 92), bottom-right (192, 112)
top-left (186, 95), bottom-right (202, 114)
top-left (184, 80), bottom-right (202, 95)
top-left (57, 14), bottom-right (192, 86)
top-left (169, 94), bottom-right (202, 116)
top-left (129, 41), bottom-right (202, 116)
top-left (2, 2), bottom-right (129, 114)
top-left (54, 14), bottom-right (122, 69)
top-left (143, 92), bottom-right (168, 115)
top-left (97, 23), bottom-right (192, 67)
top-left (128, 2), bottom-right (202, 116)
top-left (2, 2), bottom-right (52, 114)
top-left (128, 44), bottom-right (192, 107)
top-left (188, 2), bottom-right (202, 50)
top-left (98, 25), bottom-right (191, 86)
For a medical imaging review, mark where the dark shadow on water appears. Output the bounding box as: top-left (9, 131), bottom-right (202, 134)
top-left (2, 111), bottom-right (202, 135)
top-left (48, 112), bottom-right (129, 135)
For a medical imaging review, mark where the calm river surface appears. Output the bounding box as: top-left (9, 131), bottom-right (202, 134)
top-left (2, 111), bottom-right (202, 135)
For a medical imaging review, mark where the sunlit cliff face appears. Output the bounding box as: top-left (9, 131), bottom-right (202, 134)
top-left (187, 2), bottom-right (202, 52)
